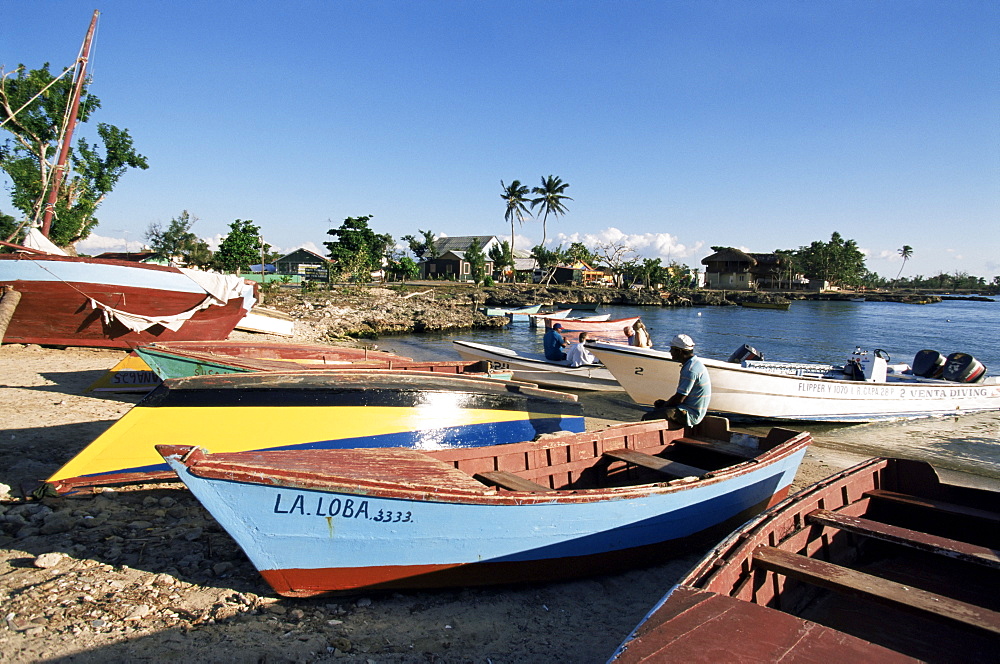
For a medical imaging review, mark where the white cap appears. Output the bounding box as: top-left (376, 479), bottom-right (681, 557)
top-left (670, 334), bottom-right (695, 350)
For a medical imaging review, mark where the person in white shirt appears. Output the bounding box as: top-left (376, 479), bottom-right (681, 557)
top-left (565, 331), bottom-right (599, 367)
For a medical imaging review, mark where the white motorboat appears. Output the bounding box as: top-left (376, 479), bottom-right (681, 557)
top-left (452, 340), bottom-right (623, 391)
top-left (588, 342), bottom-right (1000, 423)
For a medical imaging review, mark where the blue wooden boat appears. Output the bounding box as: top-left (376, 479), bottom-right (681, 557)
top-left (158, 417), bottom-right (811, 596)
top-left (46, 370), bottom-right (583, 494)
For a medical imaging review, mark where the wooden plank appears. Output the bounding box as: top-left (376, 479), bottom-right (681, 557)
top-left (808, 509), bottom-right (1000, 569)
top-left (474, 471), bottom-right (554, 493)
top-left (602, 449), bottom-right (707, 479)
top-left (752, 546), bottom-right (1000, 635)
top-left (671, 436), bottom-right (757, 459)
top-left (865, 489), bottom-right (1000, 524)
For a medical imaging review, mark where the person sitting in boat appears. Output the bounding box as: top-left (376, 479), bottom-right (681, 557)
top-left (631, 319), bottom-right (653, 348)
top-left (565, 332), bottom-right (599, 367)
top-left (543, 323), bottom-right (569, 361)
top-left (642, 333), bottom-right (711, 427)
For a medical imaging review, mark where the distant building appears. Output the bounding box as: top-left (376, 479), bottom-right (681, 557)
top-left (547, 260), bottom-right (604, 285)
top-left (701, 249), bottom-right (794, 290)
top-left (95, 251), bottom-right (163, 265)
top-left (420, 236), bottom-right (501, 281)
top-left (274, 248), bottom-right (329, 281)
top-left (512, 249), bottom-right (538, 282)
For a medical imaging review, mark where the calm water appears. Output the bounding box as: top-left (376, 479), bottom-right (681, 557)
top-left (375, 299), bottom-right (1000, 479)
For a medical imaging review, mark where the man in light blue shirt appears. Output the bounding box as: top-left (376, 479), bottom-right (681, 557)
top-left (643, 333), bottom-right (711, 427)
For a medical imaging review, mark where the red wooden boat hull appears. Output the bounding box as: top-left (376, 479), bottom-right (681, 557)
top-left (0, 254), bottom-right (255, 348)
top-left (610, 458), bottom-right (1000, 662)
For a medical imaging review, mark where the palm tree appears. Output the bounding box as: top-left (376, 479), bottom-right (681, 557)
top-left (500, 180), bottom-right (531, 250)
top-left (896, 245), bottom-right (913, 282)
top-left (530, 175), bottom-right (572, 246)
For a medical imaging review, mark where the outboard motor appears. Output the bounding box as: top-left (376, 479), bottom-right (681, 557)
top-left (942, 353), bottom-right (987, 383)
top-left (728, 344), bottom-right (763, 364)
top-left (912, 349), bottom-right (946, 378)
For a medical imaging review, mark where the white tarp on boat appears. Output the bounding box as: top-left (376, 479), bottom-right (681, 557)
top-left (89, 296), bottom-right (219, 332)
top-left (88, 269), bottom-right (255, 333)
top-left (22, 228), bottom-right (68, 256)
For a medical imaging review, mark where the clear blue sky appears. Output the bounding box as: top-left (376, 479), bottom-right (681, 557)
top-left (3, 1), bottom-right (998, 279)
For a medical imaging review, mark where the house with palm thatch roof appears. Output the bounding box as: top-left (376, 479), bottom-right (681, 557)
top-left (701, 248), bottom-right (793, 290)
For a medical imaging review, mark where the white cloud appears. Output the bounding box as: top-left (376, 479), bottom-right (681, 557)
top-left (76, 232), bottom-right (145, 254)
top-left (204, 233), bottom-right (225, 251)
top-left (551, 228), bottom-right (704, 264)
top-left (273, 240), bottom-right (323, 256)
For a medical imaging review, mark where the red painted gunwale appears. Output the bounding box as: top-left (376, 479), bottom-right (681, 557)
top-left (141, 340), bottom-right (408, 362)
top-left (160, 419), bottom-right (809, 508)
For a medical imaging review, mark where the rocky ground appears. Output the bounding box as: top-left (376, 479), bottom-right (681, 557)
top-left (0, 285), bottom-right (871, 663)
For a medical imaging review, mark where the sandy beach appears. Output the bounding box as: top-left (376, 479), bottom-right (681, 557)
top-left (0, 342), bottom-right (869, 663)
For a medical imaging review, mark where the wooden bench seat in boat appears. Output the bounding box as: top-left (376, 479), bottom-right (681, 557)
top-left (864, 489), bottom-right (1000, 524)
top-left (474, 471), bottom-right (554, 493)
top-left (807, 509), bottom-right (1000, 569)
top-left (751, 546), bottom-right (1000, 635)
top-left (671, 436), bottom-right (758, 460)
top-left (602, 449), bottom-right (708, 479)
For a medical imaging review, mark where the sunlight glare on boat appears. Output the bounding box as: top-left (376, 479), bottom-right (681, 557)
top-left (410, 391), bottom-right (472, 449)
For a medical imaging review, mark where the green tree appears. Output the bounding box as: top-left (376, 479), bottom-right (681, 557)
top-left (401, 231), bottom-right (437, 260)
top-left (386, 256), bottom-right (420, 283)
top-left (530, 175), bottom-right (572, 246)
top-left (145, 210), bottom-right (212, 266)
top-left (565, 241), bottom-right (598, 266)
top-left (895, 245), bottom-right (913, 282)
top-left (793, 232), bottom-right (866, 287)
top-left (401, 229), bottom-right (437, 260)
top-left (488, 240), bottom-right (515, 282)
top-left (465, 239), bottom-right (487, 285)
top-left (0, 210), bottom-right (17, 246)
top-left (324, 215), bottom-right (393, 281)
top-left (0, 64), bottom-right (148, 246)
top-left (501, 179), bottom-right (531, 249)
top-left (531, 244), bottom-right (569, 285)
top-left (212, 219), bottom-right (268, 274)
top-left (635, 257), bottom-right (664, 288)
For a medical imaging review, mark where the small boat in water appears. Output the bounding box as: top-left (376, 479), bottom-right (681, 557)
top-left (589, 342), bottom-right (1000, 422)
top-left (158, 417), bottom-right (812, 596)
top-left (542, 315), bottom-right (641, 344)
top-left (453, 339), bottom-right (622, 391)
top-left (738, 300), bottom-right (790, 310)
top-left (46, 370), bottom-right (583, 494)
top-left (135, 340), bottom-right (497, 380)
top-left (526, 309), bottom-right (573, 327)
top-left (482, 304), bottom-right (542, 317)
top-left (544, 315), bottom-right (639, 332)
top-left (609, 457), bottom-right (1000, 663)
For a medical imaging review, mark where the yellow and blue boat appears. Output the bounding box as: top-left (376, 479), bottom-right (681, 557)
top-left (47, 370), bottom-right (584, 494)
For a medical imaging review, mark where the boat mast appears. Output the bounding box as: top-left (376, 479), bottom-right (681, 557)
top-left (39, 9), bottom-right (99, 238)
